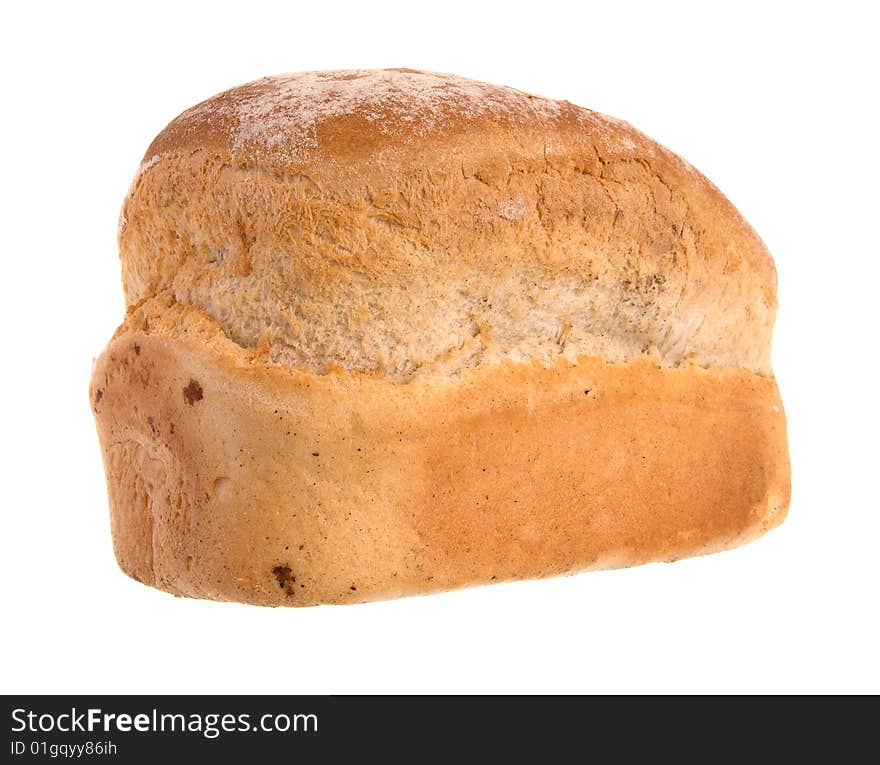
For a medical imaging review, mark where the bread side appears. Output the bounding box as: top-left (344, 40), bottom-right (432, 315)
top-left (118, 70), bottom-right (777, 382)
top-left (91, 299), bottom-right (789, 606)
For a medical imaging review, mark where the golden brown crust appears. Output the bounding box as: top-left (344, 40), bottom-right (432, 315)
top-left (119, 70), bottom-right (777, 380)
top-left (91, 300), bottom-right (789, 606)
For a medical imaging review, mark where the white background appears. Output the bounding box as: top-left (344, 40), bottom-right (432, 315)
top-left (2, 1), bottom-right (878, 694)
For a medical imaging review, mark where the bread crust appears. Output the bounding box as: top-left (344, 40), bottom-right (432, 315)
top-left (119, 70), bottom-right (776, 380)
top-left (91, 299), bottom-right (789, 606)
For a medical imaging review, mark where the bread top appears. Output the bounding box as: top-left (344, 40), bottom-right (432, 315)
top-left (119, 69), bottom-right (777, 382)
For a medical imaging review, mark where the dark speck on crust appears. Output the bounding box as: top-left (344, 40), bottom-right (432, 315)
top-left (133, 344), bottom-right (141, 355)
top-left (94, 389), bottom-right (103, 404)
top-left (272, 565), bottom-right (295, 593)
top-left (183, 379), bottom-right (203, 405)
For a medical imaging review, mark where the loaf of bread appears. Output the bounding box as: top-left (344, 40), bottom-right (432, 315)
top-left (91, 69), bottom-right (790, 606)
